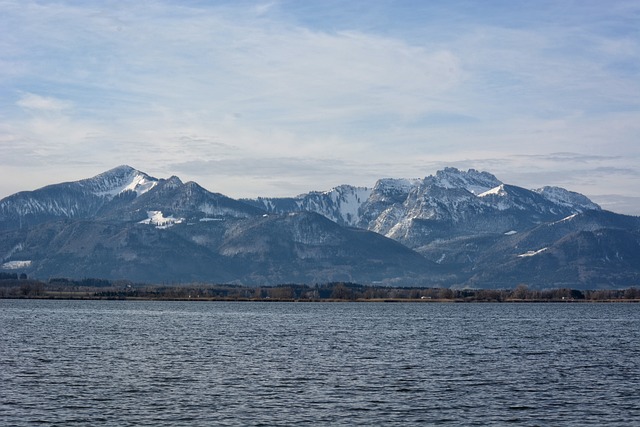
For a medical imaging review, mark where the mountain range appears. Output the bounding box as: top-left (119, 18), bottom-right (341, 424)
top-left (1, 165), bottom-right (639, 289)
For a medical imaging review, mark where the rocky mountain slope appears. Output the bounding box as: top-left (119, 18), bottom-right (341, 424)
top-left (248, 185), bottom-right (372, 227)
top-left (1, 166), bottom-right (638, 288)
top-left (251, 167), bottom-right (603, 247)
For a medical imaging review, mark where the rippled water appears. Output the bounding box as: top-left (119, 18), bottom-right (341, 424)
top-left (1, 300), bottom-right (639, 426)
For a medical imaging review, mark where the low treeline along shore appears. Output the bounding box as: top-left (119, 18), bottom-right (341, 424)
top-left (1, 273), bottom-right (639, 302)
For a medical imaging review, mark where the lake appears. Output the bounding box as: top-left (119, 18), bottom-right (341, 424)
top-left (1, 300), bottom-right (639, 426)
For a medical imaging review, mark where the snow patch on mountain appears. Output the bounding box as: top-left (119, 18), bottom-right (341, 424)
top-left (479, 184), bottom-right (507, 198)
top-left (518, 248), bottom-right (548, 257)
top-left (94, 173), bottom-right (157, 197)
top-left (251, 185), bottom-right (372, 227)
top-left (478, 185), bottom-right (513, 210)
top-left (139, 211), bottom-right (184, 228)
top-left (553, 213), bottom-right (579, 224)
top-left (199, 203), bottom-right (253, 219)
top-left (2, 260), bottom-right (31, 269)
top-left (314, 185), bottom-right (372, 226)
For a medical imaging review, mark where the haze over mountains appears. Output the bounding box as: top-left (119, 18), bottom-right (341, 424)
top-left (1, 166), bottom-right (639, 289)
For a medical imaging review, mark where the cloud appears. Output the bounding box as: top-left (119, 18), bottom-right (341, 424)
top-left (590, 195), bottom-right (640, 216)
top-left (512, 152), bottom-right (623, 163)
top-left (0, 1), bottom-right (639, 214)
top-left (252, 1), bottom-right (279, 16)
top-left (16, 93), bottom-right (72, 112)
top-left (167, 156), bottom-right (383, 197)
top-left (20, 1), bottom-right (464, 120)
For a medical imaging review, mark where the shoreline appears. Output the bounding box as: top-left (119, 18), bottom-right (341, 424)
top-left (3, 294), bottom-right (639, 303)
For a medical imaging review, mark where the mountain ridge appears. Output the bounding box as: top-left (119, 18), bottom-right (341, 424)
top-left (1, 165), bottom-right (638, 289)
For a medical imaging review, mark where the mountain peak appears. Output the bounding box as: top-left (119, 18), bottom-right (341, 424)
top-left (534, 186), bottom-right (601, 212)
top-left (430, 167), bottom-right (502, 195)
top-left (164, 176), bottom-right (184, 188)
top-left (106, 164), bottom-right (138, 174)
top-left (79, 165), bottom-right (158, 198)
top-left (371, 178), bottom-right (421, 196)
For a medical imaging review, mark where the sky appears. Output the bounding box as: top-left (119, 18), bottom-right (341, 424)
top-left (1, 0), bottom-right (639, 214)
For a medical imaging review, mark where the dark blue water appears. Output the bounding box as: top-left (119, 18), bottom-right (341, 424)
top-left (1, 300), bottom-right (639, 426)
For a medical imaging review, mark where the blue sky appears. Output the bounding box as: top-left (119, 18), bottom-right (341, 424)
top-left (1, 0), bottom-right (639, 214)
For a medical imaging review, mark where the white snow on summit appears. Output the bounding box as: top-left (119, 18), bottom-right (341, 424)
top-left (432, 168), bottom-right (502, 195)
top-left (94, 173), bottom-right (157, 197)
top-left (81, 165), bottom-right (158, 198)
top-left (478, 184), bottom-right (507, 198)
top-left (478, 185), bottom-right (513, 210)
top-left (373, 178), bottom-right (421, 194)
top-left (534, 186), bottom-right (600, 211)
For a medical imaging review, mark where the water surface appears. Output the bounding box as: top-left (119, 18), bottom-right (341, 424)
top-left (1, 300), bottom-right (638, 425)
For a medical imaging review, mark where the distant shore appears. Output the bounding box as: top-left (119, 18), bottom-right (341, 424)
top-left (1, 277), bottom-right (639, 303)
top-left (3, 296), bottom-right (639, 303)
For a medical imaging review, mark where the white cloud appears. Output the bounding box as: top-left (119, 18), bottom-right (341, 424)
top-left (16, 93), bottom-right (73, 112)
top-left (252, 1), bottom-right (279, 16)
top-left (0, 1), bottom-right (639, 214)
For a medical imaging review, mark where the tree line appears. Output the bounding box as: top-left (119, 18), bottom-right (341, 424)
top-left (0, 276), bottom-right (639, 301)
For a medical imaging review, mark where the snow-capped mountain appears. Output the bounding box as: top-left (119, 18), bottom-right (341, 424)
top-left (246, 185), bottom-right (372, 227)
top-left (0, 165), bottom-right (156, 230)
top-left (100, 175), bottom-right (263, 222)
top-left (0, 166), bottom-right (261, 230)
top-left (1, 165), bottom-right (638, 289)
top-left (76, 164), bottom-right (158, 197)
top-left (250, 167), bottom-right (603, 248)
top-left (533, 186), bottom-right (601, 211)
